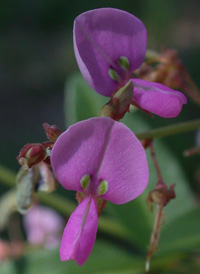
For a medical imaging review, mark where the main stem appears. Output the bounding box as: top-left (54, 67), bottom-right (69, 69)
top-left (136, 119), bottom-right (200, 140)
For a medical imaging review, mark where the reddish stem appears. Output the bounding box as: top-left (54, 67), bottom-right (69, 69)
top-left (146, 205), bottom-right (164, 272)
top-left (149, 142), bottom-right (164, 185)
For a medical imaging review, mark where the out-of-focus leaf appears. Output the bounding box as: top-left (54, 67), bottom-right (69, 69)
top-left (149, 252), bottom-right (200, 274)
top-left (15, 241), bottom-right (143, 274)
top-left (107, 195), bottom-right (152, 250)
top-left (0, 165), bottom-right (16, 188)
top-left (0, 261), bottom-right (17, 274)
top-left (159, 208), bottom-right (200, 253)
top-left (0, 189), bottom-right (16, 231)
top-left (64, 72), bottom-right (107, 127)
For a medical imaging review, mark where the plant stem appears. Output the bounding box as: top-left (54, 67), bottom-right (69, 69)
top-left (146, 205), bottom-right (164, 273)
top-left (149, 143), bottom-right (163, 183)
top-left (136, 119), bottom-right (200, 140)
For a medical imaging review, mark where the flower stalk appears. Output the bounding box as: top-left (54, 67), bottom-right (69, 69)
top-left (146, 142), bottom-right (176, 272)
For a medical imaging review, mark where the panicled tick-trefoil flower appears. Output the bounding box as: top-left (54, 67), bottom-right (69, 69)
top-left (74, 8), bottom-right (187, 118)
top-left (51, 117), bottom-right (149, 265)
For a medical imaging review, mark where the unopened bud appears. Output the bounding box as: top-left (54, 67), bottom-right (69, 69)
top-left (100, 104), bottom-right (115, 119)
top-left (146, 183), bottom-right (176, 211)
top-left (100, 80), bottom-right (134, 120)
top-left (43, 123), bottom-right (62, 142)
top-left (17, 144), bottom-right (46, 170)
top-left (37, 162), bottom-right (57, 192)
top-left (16, 167), bottom-right (39, 214)
top-left (42, 141), bottom-right (54, 165)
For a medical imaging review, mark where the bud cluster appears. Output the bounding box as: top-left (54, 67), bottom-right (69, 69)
top-left (17, 123), bottom-right (61, 170)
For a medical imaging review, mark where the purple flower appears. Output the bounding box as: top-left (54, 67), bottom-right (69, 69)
top-left (24, 205), bottom-right (64, 249)
top-left (51, 117), bottom-right (149, 265)
top-left (73, 8), bottom-right (187, 118)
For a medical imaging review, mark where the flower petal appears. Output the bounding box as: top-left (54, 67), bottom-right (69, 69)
top-left (60, 196), bottom-right (98, 266)
top-left (51, 117), bottom-right (148, 204)
top-left (132, 79), bottom-right (187, 118)
top-left (51, 117), bottom-right (115, 192)
top-left (97, 120), bottom-right (149, 204)
top-left (74, 8), bottom-right (147, 96)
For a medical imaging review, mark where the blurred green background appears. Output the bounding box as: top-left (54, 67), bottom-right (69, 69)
top-left (0, 0), bottom-right (200, 273)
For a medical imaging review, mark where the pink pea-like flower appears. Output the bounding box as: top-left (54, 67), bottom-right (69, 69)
top-left (51, 117), bottom-right (149, 265)
top-left (73, 8), bottom-right (187, 118)
top-left (24, 205), bottom-right (64, 249)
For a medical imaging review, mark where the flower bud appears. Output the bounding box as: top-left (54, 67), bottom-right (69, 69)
top-left (100, 80), bottom-right (133, 120)
top-left (16, 167), bottom-right (38, 214)
top-left (43, 123), bottom-right (62, 142)
top-left (37, 162), bottom-right (57, 192)
top-left (146, 183), bottom-right (176, 211)
top-left (17, 144), bottom-right (46, 170)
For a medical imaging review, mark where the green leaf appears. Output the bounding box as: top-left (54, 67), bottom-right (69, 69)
top-left (0, 165), bottom-right (16, 188)
top-left (9, 241), bottom-right (143, 274)
top-left (64, 72), bottom-right (107, 127)
top-left (159, 208), bottom-right (200, 253)
top-left (0, 261), bottom-right (17, 274)
top-left (0, 189), bottom-right (16, 231)
top-left (107, 195), bottom-right (152, 250)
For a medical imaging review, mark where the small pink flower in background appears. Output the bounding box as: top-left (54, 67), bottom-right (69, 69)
top-left (24, 205), bottom-right (64, 249)
top-left (74, 8), bottom-right (187, 118)
top-left (51, 117), bottom-right (149, 265)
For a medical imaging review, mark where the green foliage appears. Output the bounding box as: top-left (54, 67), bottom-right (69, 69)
top-left (0, 242), bottom-right (143, 274)
top-left (64, 73), bottom-right (107, 127)
top-left (160, 208), bottom-right (200, 253)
